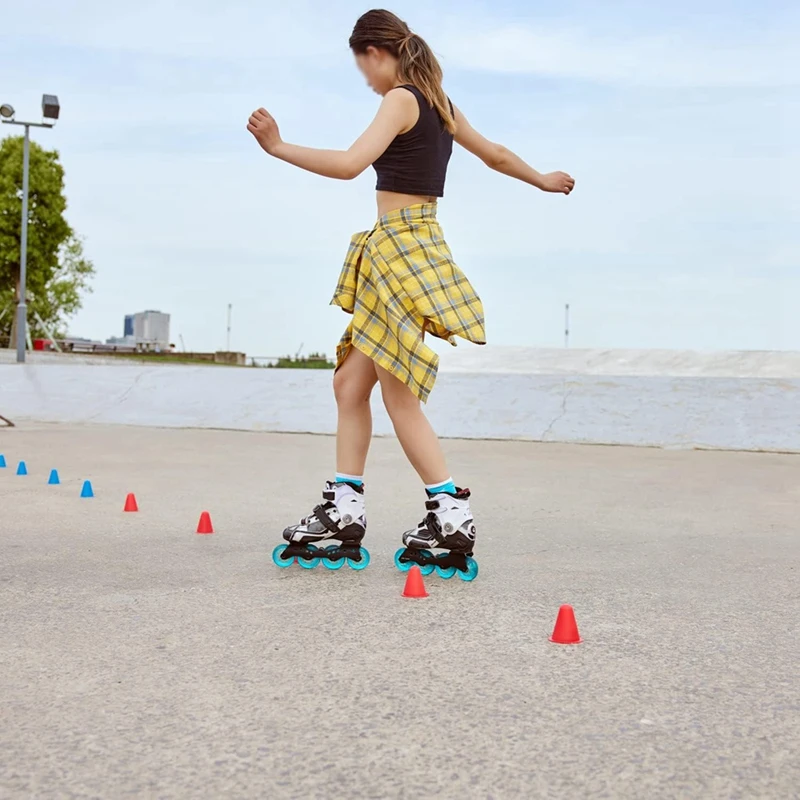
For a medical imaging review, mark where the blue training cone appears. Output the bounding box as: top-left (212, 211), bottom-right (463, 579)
top-left (48, 469), bottom-right (60, 485)
top-left (80, 480), bottom-right (94, 498)
top-left (0, 453), bottom-right (6, 468)
top-left (16, 461), bottom-right (28, 476)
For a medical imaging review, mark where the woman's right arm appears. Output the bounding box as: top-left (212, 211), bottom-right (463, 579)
top-left (453, 105), bottom-right (575, 195)
top-left (247, 89), bottom-right (417, 181)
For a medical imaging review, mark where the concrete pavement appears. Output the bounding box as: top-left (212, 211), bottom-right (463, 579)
top-left (1, 423), bottom-right (798, 798)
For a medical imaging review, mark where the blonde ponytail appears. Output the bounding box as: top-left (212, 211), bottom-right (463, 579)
top-left (397, 33), bottom-right (455, 134)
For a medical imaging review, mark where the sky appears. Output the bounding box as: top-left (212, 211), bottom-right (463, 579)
top-left (3, 0), bottom-right (799, 357)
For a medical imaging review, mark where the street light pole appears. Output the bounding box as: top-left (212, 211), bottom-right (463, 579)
top-left (1, 94), bottom-right (60, 364)
top-left (17, 125), bottom-right (30, 364)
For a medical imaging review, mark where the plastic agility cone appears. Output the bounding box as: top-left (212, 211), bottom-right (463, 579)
top-left (48, 469), bottom-right (60, 485)
top-left (123, 493), bottom-right (139, 512)
top-left (0, 454), bottom-right (6, 467)
top-left (16, 461), bottom-right (28, 476)
top-left (549, 604), bottom-right (582, 644)
top-left (402, 565), bottom-right (429, 598)
top-left (196, 511), bottom-right (214, 534)
top-left (80, 480), bottom-right (94, 498)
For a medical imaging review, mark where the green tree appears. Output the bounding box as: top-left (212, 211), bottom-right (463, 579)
top-left (0, 135), bottom-right (95, 345)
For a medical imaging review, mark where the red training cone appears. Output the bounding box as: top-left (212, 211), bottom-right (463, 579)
top-left (549, 604), bottom-right (582, 644)
top-left (196, 511), bottom-right (214, 534)
top-left (123, 493), bottom-right (139, 512)
top-left (402, 565), bottom-right (428, 598)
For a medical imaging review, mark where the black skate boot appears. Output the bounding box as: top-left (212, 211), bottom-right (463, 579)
top-left (272, 481), bottom-right (370, 571)
top-left (394, 488), bottom-right (478, 581)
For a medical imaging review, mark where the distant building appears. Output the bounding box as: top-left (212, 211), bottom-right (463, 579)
top-left (128, 311), bottom-right (170, 348)
top-left (108, 311), bottom-right (170, 351)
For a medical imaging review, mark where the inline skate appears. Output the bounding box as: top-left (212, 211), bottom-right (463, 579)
top-left (272, 481), bottom-right (370, 570)
top-left (394, 488), bottom-right (478, 581)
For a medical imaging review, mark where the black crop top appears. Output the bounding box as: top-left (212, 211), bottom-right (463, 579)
top-left (372, 85), bottom-right (454, 198)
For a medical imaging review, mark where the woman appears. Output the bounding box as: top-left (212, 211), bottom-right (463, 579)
top-left (248, 9), bottom-right (574, 580)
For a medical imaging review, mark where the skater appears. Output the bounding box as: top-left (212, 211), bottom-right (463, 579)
top-left (248, 9), bottom-right (574, 579)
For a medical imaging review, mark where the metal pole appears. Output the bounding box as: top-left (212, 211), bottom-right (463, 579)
top-left (565, 303), bottom-right (570, 348)
top-left (16, 125), bottom-right (31, 363)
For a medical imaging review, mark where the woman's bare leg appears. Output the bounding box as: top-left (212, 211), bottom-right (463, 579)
top-left (333, 347), bottom-right (378, 476)
top-left (375, 362), bottom-right (476, 579)
top-left (375, 364), bottom-right (449, 485)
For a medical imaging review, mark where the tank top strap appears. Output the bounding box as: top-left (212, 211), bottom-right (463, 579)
top-left (399, 83), bottom-right (453, 116)
top-left (399, 83), bottom-right (422, 96)
top-left (397, 84), bottom-right (425, 107)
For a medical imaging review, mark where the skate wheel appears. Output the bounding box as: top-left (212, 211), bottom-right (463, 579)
top-left (418, 550), bottom-right (435, 576)
top-left (458, 557), bottom-right (479, 582)
top-left (394, 548), bottom-right (412, 572)
top-left (346, 547), bottom-right (370, 571)
top-left (298, 544), bottom-right (321, 569)
top-left (322, 544), bottom-right (344, 570)
top-left (435, 564), bottom-right (457, 579)
top-left (272, 544), bottom-right (294, 569)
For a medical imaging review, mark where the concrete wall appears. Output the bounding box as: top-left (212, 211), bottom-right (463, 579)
top-left (1, 348), bottom-right (799, 452)
top-left (441, 346), bottom-right (800, 378)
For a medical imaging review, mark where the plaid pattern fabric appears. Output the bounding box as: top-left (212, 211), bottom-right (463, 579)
top-left (331, 203), bottom-right (485, 403)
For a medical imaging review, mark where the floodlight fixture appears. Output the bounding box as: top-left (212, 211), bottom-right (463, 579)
top-left (41, 94), bottom-right (59, 122)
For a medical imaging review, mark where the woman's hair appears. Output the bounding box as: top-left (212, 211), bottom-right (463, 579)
top-left (349, 9), bottom-right (456, 134)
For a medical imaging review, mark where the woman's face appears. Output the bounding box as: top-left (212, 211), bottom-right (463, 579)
top-left (355, 47), bottom-right (397, 96)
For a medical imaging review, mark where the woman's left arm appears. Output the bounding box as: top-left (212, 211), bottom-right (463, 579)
top-left (247, 89), bottom-right (416, 180)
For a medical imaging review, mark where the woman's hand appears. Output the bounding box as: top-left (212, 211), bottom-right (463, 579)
top-left (247, 108), bottom-right (282, 155)
top-left (540, 171), bottom-right (575, 195)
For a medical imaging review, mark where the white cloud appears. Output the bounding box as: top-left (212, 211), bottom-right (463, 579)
top-left (437, 22), bottom-right (799, 88)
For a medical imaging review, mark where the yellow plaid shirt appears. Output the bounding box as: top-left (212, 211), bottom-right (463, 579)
top-left (331, 203), bottom-right (486, 403)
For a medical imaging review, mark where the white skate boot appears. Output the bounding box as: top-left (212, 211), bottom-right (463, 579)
top-left (395, 488), bottom-right (478, 581)
top-left (273, 481), bottom-right (369, 571)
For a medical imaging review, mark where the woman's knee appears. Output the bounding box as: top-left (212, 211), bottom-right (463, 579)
top-left (333, 366), bottom-right (376, 409)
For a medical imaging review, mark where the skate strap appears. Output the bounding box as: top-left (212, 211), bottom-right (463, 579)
top-left (313, 503), bottom-right (340, 533)
top-left (424, 511), bottom-right (446, 543)
top-left (424, 499), bottom-right (440, 511)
